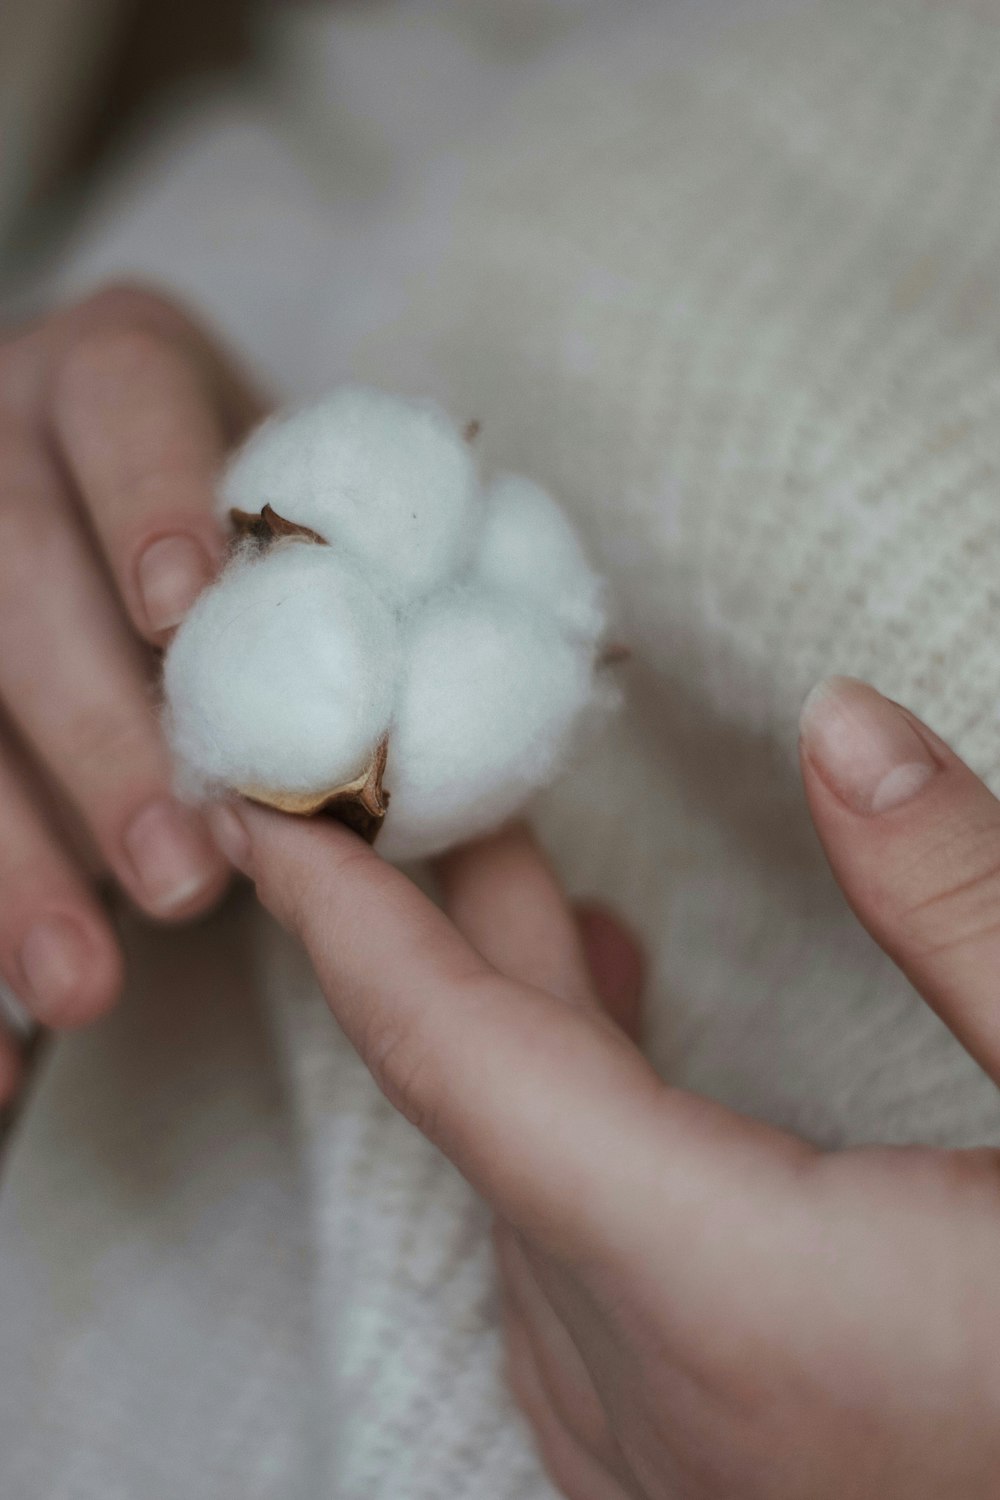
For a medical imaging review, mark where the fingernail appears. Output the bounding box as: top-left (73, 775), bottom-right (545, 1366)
top-left (123, 797), bottom-right (221, 914)
top-left (206, 801), bottom-right (252, 875)
top-left (137, 535), bottom-right (213, 633)
top-left (20, 915), bottom-right (88, 1023)
top-left (799, 676), bottom-right (938, 815)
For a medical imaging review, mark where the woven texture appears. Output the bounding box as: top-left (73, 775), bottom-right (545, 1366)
top-left (5, 1), bottom-right (1000, 1495)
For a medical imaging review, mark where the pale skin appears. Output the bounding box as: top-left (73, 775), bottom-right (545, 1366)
top-left (7, 287), bottom-right (1000, 1496)
top-left (0, 285), bottom-right (264, 1056)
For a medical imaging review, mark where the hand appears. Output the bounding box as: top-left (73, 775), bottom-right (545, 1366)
top-left (212, 675), bottom-right (1000, 1498)
top-left (0, 284), bottom-right (264, 1085)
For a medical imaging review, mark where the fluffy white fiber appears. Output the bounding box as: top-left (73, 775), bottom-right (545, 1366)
top-left (165, 546), bottom-right (400, 795)
top-left (378, 589), bottom-right (598, 861)
top-left (475, 474), bottom-right (607, 639)
top-left (221, 387), bottom-right (477, 604)
top-left (165, 386), bottom-right (612, 860)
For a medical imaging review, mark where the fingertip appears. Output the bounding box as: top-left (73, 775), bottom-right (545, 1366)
top-left (147, 857), bottom-right (232, 926)
top-left (796, 677), bottom-right (1000, 1085)
top-left (134, 528), bottom-right (222, 644)
top-left (121, 797), bottom-right (231, 923)
top-left (17, 910), bottom-right (124, 1029)
top-left (798, 676), bottom-right (941, 819)
top-left (57, 929), bottom-right (125, 1030)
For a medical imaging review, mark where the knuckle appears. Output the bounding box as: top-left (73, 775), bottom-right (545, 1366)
top-left (896, 823), bottom-right (1000, 958)
top-left (357, 1007), bottom-right (442, 1137)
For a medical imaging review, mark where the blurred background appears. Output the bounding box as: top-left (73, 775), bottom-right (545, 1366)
top-left (1, 0), bottom-right (681, 338)
top-left (1, 0), bottom-right (254, 282)
top-left (7, 0), bottom-right (719, 399)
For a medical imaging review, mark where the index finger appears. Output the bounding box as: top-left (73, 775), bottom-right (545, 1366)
top-left (52, 331), bottom-right (266, 643)
top-left (5, 285), bottom-right (267, 645)
top-left (217, 803), bottom-right (665, 1253)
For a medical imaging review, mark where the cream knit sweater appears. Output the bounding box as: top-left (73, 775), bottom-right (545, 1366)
top-left (4, 1), bottom-right (1000, 1495)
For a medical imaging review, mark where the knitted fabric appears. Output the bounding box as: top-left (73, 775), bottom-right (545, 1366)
top-left (4, 2), bottom-right (1000, 1495)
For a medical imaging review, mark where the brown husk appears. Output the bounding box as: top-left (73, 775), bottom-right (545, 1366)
top-left (238, 737), bottom-right (390, 843)
top-left (229, 503), bottom-right (328, 548)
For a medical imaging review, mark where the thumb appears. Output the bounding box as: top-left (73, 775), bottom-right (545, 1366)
top-left (800, 675), bottom-right (1000, 1084)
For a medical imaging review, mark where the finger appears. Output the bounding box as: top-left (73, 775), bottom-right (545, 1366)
top-left (800, 675), bottom-right (1000, 1083)
top-left (3, 282), bottom-right (267, 644)
top-left (575, 904), bottom-right (645, 1042)
top-left (218, 802), bottom-right (674, 1249)
top-left (2, 282), bottom-right (266, 436)
top-left (51, 322), bottom-right (232, 642)
top-left (439, 834), bottom-right (646, 1038)
top-left (0, 424), bottom-right (228, 919)
top-left (502, 1301), bottom-right (636, 1500)
top-left (0, 730), bottom-right (123, 1026)
top-left (221, 803), bottom-right (806, 1266)
top-left (436, 826), bottom-right (600, 1010)
top-left (495, 1221), bottom-right (624, 1472)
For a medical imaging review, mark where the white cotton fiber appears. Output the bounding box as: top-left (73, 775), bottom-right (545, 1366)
top-left (475, 474), bottom-right (607, 639)
top-left (220, 387), bottom-right (478, 604)
top-left (377, 589), bottom-right (598, 861)
top-left (164, 543), bottom-right (399, 794)
top-left (165, 388), bottom-right (615, 859)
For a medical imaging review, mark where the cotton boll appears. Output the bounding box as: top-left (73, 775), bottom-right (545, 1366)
top-left (166, 389), bottom-right (615, 854)
top-left (377, 589), bottom-right (600, 862)
top-left (474, 473), bottom-right (607, 641)
top-left (164, 543), bottom-right (399, 795)
top-left (221, 386), bottom-right (479, 604)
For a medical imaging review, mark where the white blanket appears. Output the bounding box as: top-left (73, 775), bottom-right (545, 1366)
top-left (4, 1), bottom-right (1000, 1494)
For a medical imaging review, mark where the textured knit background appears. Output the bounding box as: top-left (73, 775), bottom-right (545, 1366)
top-left (4, 1), bottom-right (1000, 1495)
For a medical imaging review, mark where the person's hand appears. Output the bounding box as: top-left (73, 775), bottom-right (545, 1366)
top-left (0, 284), bottom-right (264, 1088)
top-left (211, 675), bottom-right (1000, 1498)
